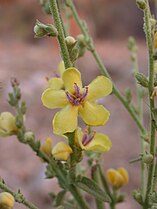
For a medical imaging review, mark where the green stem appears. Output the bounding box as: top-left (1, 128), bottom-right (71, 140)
top-left (144, 0), bottom-right (156, 206)
top-left (98, 165), bottom-right (113, 202)
top-left (69, 185), bottom-right (90, 209)
top-left (152, 158), bottom-right (157, 191)
top-left (49, 0), bottom-right (71, 68)
top-left (130, 43), bottom-right (146, 200)
top-left (66, 0), bottom-right (146, 135)
top-left (91, 165), bottom-right (105, 209)
top-left (0, 180), bottom-right (39, 209)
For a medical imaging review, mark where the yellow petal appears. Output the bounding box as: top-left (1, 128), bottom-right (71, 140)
top-left (75, 127), bottom-right (84, 148)
top-left (62, 68), bottom-right (82, 94)
top-left (85, 133), bottom-right (112, 152)
top-left (41, 88), bottom-right (68, 109)
top-left (106, 169), bottom-right (124, 188)
top-left (79, 102), bottom-right (110, 126)
top-left (52, 141), bottom-right (72, 161)
top-left (48, 78), bottom-right (64, 90)
top-left (58, 61), bottom-right (65, 76)
top-left (117, 168), bottom-right (129, 186)
top-left (87, 76), bottom-right (112, 101)
top-left (40, 137), bottom-right (53, 157)
top-left (53, 105), bottom-right (79, 135)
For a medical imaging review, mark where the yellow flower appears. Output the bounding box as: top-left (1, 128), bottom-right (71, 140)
top-left (75, 127), bottom-right (112, 153)
top-left (0, 192), bottom-right (15, 209)
top-left (0, 112), bottom-right (17, 137)
top-left (52, 141), bottom-right (73, 161)
top-left (47, 61), bottom-right (65, 90)
top-left (40, 137), bottom-right (53, 157)
top-left (42, 67), bottom-right (112, 135)
top-left (106, 168), bottom-right (129, 188)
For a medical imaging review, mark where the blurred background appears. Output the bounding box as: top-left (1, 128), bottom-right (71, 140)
top-left (0, 0), bottom-right (155, 208)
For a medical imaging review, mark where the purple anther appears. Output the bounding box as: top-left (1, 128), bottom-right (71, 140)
top-left (83, 133), bottom-right (95, 146)
top-left (74, 83), bottom-right (80, 97)
top-left (82, 132), bottom-right (88, 145)
top-left (74, 98), bottom-right (80, 106)
top-left (66, 91), bottom-right (74, 103)
top-left (81, 86), bottom-right (88, 101)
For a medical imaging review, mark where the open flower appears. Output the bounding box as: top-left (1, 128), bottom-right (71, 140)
top-left (42, 67), bottom-right (112, 135)
top-left (52, 141), bottom-right (73, 161)
top-left (75, 127), bottom-right (112, 153)
top-left (0, 112), bottom-right (17, 137)
top-left (106, 168), bottom-right (129, 188)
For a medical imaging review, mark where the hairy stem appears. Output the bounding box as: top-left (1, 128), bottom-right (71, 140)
top-left (0, 180), bottom-right (39, 209)
top-left (144, 0), bottom-right (156, 206)
top-left (49, 0), bottom-right (71, 68)
top-left (92, 165), bottom-right (105, 209)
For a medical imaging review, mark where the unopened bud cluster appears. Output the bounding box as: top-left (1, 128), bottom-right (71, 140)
top-left (34, 20), bottom-right (58, 38)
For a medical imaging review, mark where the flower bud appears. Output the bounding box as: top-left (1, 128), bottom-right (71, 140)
top-left (135, 72), bottom-right (149, 88)
top-left (40, 137), bottom-right (52, 157)
top-left (132, 190), bottom-right (143, 204)
top-left (34, 20), bottom-right (58, 38)
top-left (0, 112), bottom-right (17, 137)
top-left (23, 131), bottom-right (35, 142)
top-left (136, 0), bottom-right (146, 10)
top-left (151, 86), bottom-right (157, 99)
top-left (143, 154), bottom-right (153, 164)
top-left (52, 142), bottom-right (73, 161)
top-left (117, 167), bottom-right (129, 185)
top-left (0, 192), bottom-right (15, 209)
top-left (106, 167), bottom-right (129, 188)
top-left (65, 36), bottom-right (76, 46)
top-left (106, 169), bottom-right (124, 188)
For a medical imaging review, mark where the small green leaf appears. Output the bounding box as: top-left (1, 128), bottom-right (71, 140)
top-left (53, 190), bottom-right (66, 207)
top-left (74, 176), bottom-right (110, 202)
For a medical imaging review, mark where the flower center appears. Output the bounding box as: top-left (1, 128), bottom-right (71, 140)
top-left (82, 129), bottom-right (96, 146)
top-left (66, 83), bottom-right (88, 106)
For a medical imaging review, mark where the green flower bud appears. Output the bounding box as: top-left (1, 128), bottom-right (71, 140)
top-left (136, 0), bottom-right (146, 10)
top-left (135, 72), bottom-right (149, 88)
top-left (65, 36), bottom-right (76, 46)
top-left (132, 190), bottom-right (143, 204)
top-left (143, 154), bottom-right (153, 164)
top-left (70, 48), bottom-right (79, 63)
top-left (34, 20), bottom-right (58, 38)
top-left (24, 131), bottom-right (35, 143)
top-left (77, 34), bottom-right (86, 47)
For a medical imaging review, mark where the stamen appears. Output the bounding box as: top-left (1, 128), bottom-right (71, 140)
top-left (74, 83), bottom-right (80, 97)
top-left (74, 98), bottom-right (80, 106)
top-left (66, 91), bottom-right (74, 103)
top-left (82, 131), bottom-right (96, 146)
top-left (82, 132), bottom-right (88, 145)
top-left (81, 86), bottom-right (88, 101)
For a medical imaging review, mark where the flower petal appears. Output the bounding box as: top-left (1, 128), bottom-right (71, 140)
top-left (79, 101), bottom-right (110, 126)
top-left (58, 61), bottom-right (65, 76)
top-left (53, 105), bottom-right (79, 135)
top-left (85, 133), bottom-right (112, 152)
top-left (48, 78), bottom-right (64, 90)
top-left (41, 88), bottom-right (68, 109)
top-left (87, 76), bottom-right (112, 101)
top-left (62, 68), bottom-right (82, 94)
